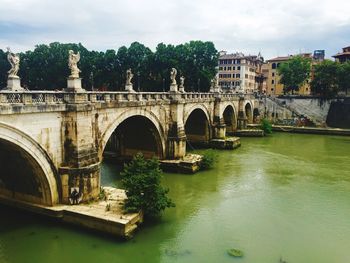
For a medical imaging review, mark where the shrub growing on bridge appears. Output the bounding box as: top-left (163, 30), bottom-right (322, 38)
top-left (200, 150), bottom-right (217, 170)
top-left (121, 153), bottom-right (175, 218)
top-left (260, 118), bottom-right (272, 134)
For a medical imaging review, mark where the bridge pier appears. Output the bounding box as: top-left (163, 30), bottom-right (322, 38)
top-left (237, 96), bottom-right (248, 129)
top-left (166, 100), bottom-right (187, 159)
top-left (59, 104), bottom-right (100, 204)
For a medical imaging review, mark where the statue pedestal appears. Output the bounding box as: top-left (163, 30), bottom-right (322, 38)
top-left (65, 77), bottom-right (85, 92)
top-left (4, 76), bottom-right (24, 91)
top-left (170, 84), bottom-right (178, 93)
top-left (125, 84), bottom-right (135, 92)
top-left (178, 85), bottom-right (185, 93)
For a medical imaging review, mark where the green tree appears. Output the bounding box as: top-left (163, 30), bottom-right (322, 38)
top-left (338, 61), bottom-right (350, 95)
top-left (0, 49), bottom-right (9, 88)
top-left (121, 153), bottom-right (175, 218)
top-left (277, 56), bottom-right (311, 94)
top-left (311, 60), bottom-right (339, 98)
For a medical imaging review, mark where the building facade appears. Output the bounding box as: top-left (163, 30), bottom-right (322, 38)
top-left (218, 51), bottom-right (264, 94)
top-left (265, 51), bottom-right (324, 96)
top-left (333, 46), bottom-right (350, 63)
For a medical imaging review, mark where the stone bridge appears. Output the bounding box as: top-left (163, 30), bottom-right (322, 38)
top-left (0, 90), bottom-right (257, 207)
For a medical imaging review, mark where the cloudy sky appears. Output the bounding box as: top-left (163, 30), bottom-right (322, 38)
top-left (0, 0), bottom-right (349, 59)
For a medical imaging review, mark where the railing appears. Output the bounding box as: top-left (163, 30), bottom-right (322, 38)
top-left (0, 90), bottom-right (245, 105)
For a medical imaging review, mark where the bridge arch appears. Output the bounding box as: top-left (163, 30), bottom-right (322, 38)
top-left (184, 105), bottom-right (211, 146)
top-left (100, 109), bottom-right (166, 160)
top-left (0, 122), bottom-right (59, 206)
top-left (244, 101), bottom-right (254, 124)
top-left (222, 104), bottom-right (237, 133)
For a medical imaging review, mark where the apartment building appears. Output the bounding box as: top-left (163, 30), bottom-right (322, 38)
top-left (218, 51), bottom-right (264, 93)
top-left (333, 46), bottom-right (350, 63)
top-left (265, 51), bottom-right (324, 96)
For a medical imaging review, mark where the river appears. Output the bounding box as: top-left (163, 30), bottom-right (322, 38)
top-left (1, 133), bottom-right (350, 263)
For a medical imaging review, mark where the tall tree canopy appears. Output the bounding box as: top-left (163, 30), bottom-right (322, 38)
top-left (277, 56), bottom-right (311, 94)
top-left (311, 60), bottom-right (340, 98)
top-left (0, 41), bottom-right (218, 92)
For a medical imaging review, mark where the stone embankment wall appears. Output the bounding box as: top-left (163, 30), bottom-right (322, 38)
top-left (258, 96), bottom-right (333, 126)
top-left (327, 98), bottom-right (350, 128)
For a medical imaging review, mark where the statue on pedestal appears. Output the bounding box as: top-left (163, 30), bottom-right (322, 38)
top-left (66, 50), bottom-right (84, 92)
top-left (3, 47), bottom-right (23, 91)
top-left (169, 68), bottom-right (179, 92)
top-left (125, 69), bottom-right (135, 92)
top-left (7, 47), bottom-right (20, 78)
top-left (210, 74), bottom-right (221, 93)
top-left (179, 76), bottom-right (185, 93)
top-left (170, 68), bottom-right (177, 85)
top-left (68, 50), bottom-right (81, 78)
top-left (126, 69), bottom-right (133, 85)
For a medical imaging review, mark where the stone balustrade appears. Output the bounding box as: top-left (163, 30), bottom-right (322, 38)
top-left (0, 90), bottom-right (248, 105)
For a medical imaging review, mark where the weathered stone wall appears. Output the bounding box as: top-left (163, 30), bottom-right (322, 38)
top-left (326, 98), bottom-right (350, 128)
top-left (0, 92), bottom-right (256, 206)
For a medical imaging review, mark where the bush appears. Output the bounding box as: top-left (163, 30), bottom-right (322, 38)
top-left (121, 153), bottom-right (175, 218)
top-left (260, 118), bottom-right (272, 134)
top-left (200, 150), bottom-right (217, 170)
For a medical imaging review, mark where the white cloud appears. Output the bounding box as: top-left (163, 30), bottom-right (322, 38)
top-left (0, 0), bottom-right (349, 58)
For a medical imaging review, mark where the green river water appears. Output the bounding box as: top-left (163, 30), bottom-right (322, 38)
top-left (1, 133), bottom-right (350, 263)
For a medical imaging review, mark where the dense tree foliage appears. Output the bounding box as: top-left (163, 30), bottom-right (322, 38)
top-left (121, 153), bottom-right (175, 219)
top-left (0, 41), bottom-right (218, 92)
top-left (277, 56), bottom-right (311, 94)
top-left (338, 61), bottom-right (350, 95)
top-left (311, 60), bottom-right (340, 98)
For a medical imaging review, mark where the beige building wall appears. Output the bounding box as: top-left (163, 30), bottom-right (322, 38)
top-left (266, 55), bottom-right (312, 96)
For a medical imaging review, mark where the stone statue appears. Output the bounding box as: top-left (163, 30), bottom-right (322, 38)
top-left (179, 76), bottom-right (185, 92)
top-left (125, 68), bottom-right (135, 92)
top-left (210, 74), bottom-right (221, 93)
top-left (68, 50), bottom-right (81, 78)
top-left (170, 68), bottom-right (177, 85)
top-left (7, 47), bottom-right (20, 78)
top-left (126, 69), bottom-right (133, 85)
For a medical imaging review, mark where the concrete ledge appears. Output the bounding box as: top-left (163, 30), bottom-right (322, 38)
top-left (0, 187), bottom-right (142, 238)
top-left (234, 129), bottom-right (264, 137)
top-left (160, 154), bottom-right (202, 174)
top-left (210, 137), bottom-right (241, 150)
top-left (272, 125), bottom-right (350, 136)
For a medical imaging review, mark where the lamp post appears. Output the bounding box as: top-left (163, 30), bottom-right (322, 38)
top-left (162, 78), bottom-right (165, 92)
top-left (197, 78), bottom-right (200, 93)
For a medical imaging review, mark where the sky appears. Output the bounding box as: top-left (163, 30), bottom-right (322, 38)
top-left (0, 0), bottom-right (349, 59)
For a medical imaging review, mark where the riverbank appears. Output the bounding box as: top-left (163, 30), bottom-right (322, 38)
top-left (0, 187), bottom-right (142, 238)
top-left (248, 124), bottom-right (350, 136)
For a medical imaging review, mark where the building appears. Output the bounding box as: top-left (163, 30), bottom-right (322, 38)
top-left (218, 51), bottom-right (264, 93)
top-left (333, 46), bottom-right (350, 63)
top-left (265, 52), bottom-right (324, 96)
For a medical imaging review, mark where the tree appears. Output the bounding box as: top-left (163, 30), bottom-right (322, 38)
top-left (311, 60), bottom-right (339, 98)
top-left (338, 61), bottom-right (350, 95)
top-left (277, 56), bottom-right (311, 94)
top-left (121, 153), bottom-right (175, 218)
top-left (0, 49), bottom-right (9, 88)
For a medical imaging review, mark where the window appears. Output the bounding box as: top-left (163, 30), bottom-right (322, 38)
top-left (237, 66), bottom-right (241, 70)
top-left (245, 74), bottom-right (248, 79)
top-left (272, 72), bottom-right (275, 77)
top-left (224, 67), bottom-right (226, 70)
top-left (236, 74), bottom-right (240, 78)
top-left (227, 66), bottom-right (231, 71)
top-left (219, 67), bottom-right (223, 70)
top-left (272, 63), bottom-right (276, 69)
top-left (272, 80), bottom-right (275, 84)
top-left (232, 66), bottom-right (235, 70)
